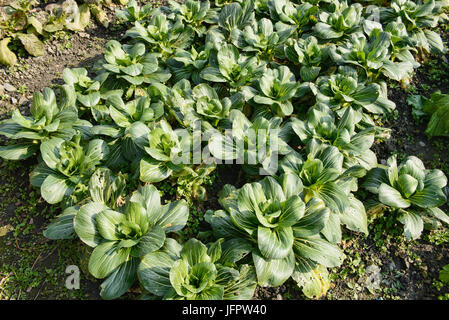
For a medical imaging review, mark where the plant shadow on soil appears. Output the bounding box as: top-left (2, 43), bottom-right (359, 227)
top-left (1, 8), bottom-right (449, 301)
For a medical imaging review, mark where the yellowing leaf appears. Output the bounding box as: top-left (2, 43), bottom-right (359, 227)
top-left (18, 33), bottom-right (45, 57)
top-left (0, 224), bottom-right (14, 237)
top-left (0, 38), bottom-right (18, 66)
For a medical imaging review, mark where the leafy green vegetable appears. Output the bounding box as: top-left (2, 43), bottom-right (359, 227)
top-left (138, 238), bottom-right (257, 299)
top-left (74, 184), bottom-right (189, 299)
top-left (363, 155), bottom-right (448, 240)
top-left (0, 87), bottom-right (90, 160)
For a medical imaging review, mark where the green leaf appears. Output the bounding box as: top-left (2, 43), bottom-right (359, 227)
top-left (200, 67), bottom-right (227, 82)
top-left (340, 196), bottom-right (368, 235)
top-left (398, 210), bottom-right (424, 241)
top-left (131, 226), bottom-right (166, 257)
top-left (74, 202), bottom-right (108, 247)
top-left (100, 258), bottom-right (138, 300)
top-left (43, 206), bottom-right (77, 240)
top-left (207, 239), bottom-right (224, 264)
top-left (258, 226), bottom-right (293, 260)
top-left (96, 209), bottom-right (127, 241)
top-left (320, 213), bottom-right (341, 244)
top-left (439, 264), bottom-right (449, 284)
top-left (138, 251), bottom-right (177, 296)
top-left (252, 249), bottom-right (295, 287)
top-left (88, 242), bottom-right (130, 279)
top-left (180, 238), bottom-right (209, 266)
top-left (293, 236), bottom-right (344, 268)
top-left (41, 173), bottom-right (75, 204)
top-left (378, 183), bottom-right (411, 208)
top-left (156, 200), bottom-right (189, 232)
top-left (313, 23), bottom-right (343, 39)
top-left (40, 138), bottom-right (65, 170)
top-left (292, 199), bottom-right (329, 238)
top-left (0, 143), bottom-right (38, 160)
top-left (278, 196), bottom-right (305, 228)
top-left (423, 92), bottom-right (449, 137)
top-left (427, 207), bottom-right (449, 225)
top-left (397, 174), bottom-right (418, 198)
top-left (195, 284), bottom-right (224, 300)
top-left (140, 157), bottom-right (173, 183)
top-left (409, 186), bottom-right (446, 208)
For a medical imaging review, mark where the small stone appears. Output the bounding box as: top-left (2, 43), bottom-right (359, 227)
top-left (276, 294), bottom-right (283, 300)
top-left (79, 32), bottom-right (90, 38)
top-left (0, 84), bottom-right (4, 95)
top-left (380, 159), bottom-right (387, 165)
top-left (18, 96), bottom-right (28, 105)
top-left (11, 97), bottom-right (17, 105)
top-left (4, 83), bottom-right (16, 92)
top-left (418, 141), bottom-right (426, 147)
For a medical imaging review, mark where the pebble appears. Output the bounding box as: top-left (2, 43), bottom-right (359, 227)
top-left (18, 96), bottom-right (28, 105)
top-left (418, 141), bottom-right (426, 147)
top-left (0, 84), bottom-right (4, 95)
top-left (11, 97), bottom-right (17, 105)
top-left (4, 83), bottom-right (16, 92)
top-left (79, 32), bottom-right (90, 38)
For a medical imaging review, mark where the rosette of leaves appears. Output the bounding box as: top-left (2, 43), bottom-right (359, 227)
top-left (43, 167), bottom-right (127, 241)
top-left (248, 65), bottom-right (303, 117)
top-left (230, 18), bottom-right (293, 60)
top-left (208, 110), bottom-right (291, 175)
top-left (90, 95), bottom-right (163, 169)
top-left (279, 143), bottom-right (368, 243)
top-left (362, 155), bottom-right (449, 240)
top-left (413, 91), bottom-right (449, 138)
top-left (124, 13), bottom-right (194, 57)
top-left (74, 184), bottom-right (189, 299)
top-left (206, 174), bottom-right (345, 294)
top-left (63, 68), bottom-right (101, 110)
top-left (380, 0), bottom-right (446, 54)
top-left (290, 104), bottom-right (378, 170)
top-left (315, 66), bottom-right (396, 114)
top-left (283, 36), bottom-right (329, 82)
top-left (200, 43), bottom-right (265, 90)
top-left (383, 21), bottom-right (421, 69)
top-left (138, 238), bottom-right (257, 300)
top-left (147, 79), bottom-right (195, 127)
top-left (267, 0), bottom-right (318, 34)
top-left (183, 83), bottom-right (244, 129)
top-left (29, 134), bottom-right (109, 205)
top-left (166, 47), bottom-right (209, 84)
top-left (168, 0), bottom-right (219, 36)
top-left (0, 87), bottom-right (90, 160)
top-left (329, 29), bottom-right (415, 82)
top-left (115, 0), bottom-right (153, 24)
top-left (140, 119), bottom-right (192, 183)
top-left (101, 40), bottom-right (171, 89)
top-left (63, 67), bottom-right (124, 122)
top-left (313, 1), bottom-right (363, 40)
top-left (217, 0), bottom-right (255, 35)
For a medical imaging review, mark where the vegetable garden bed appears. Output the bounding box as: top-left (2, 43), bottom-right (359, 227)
top-left (1, 0), bottom-right (449, 300)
